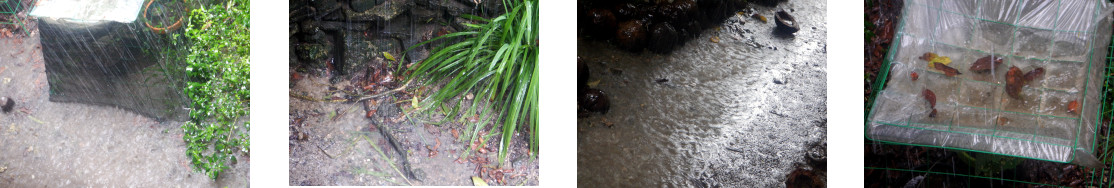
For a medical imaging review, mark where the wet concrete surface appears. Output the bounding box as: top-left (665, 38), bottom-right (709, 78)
top-left (288, 73), bottom-right (540, 186)
top-left (0, 34), bottom-right (248, 186)
top-left (577, 1), bottom-right (826, 187)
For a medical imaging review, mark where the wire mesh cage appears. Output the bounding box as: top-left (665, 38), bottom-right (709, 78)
top-left (868, 0), bottom-right (1113, 166)
top-left (0, 0), bottom-right (28, 36)
top-left (867, 0), bottom-right (1114, 186)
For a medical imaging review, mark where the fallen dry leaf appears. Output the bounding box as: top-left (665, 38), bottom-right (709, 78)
top-left (910, 72), bottom-right (918, 81)
top-left (969, 55), bottom-right (1004, 73)
top-left (932, 62), bottom-right (961, 77)
top-left (1068, 100), bottom-right (1080, 114)
top-left (752, 13), bottom-right (767, 23)
top-left (1005, 66), bottom-right (1024, 99)
top-left (1023, 67), bottom-right (1044, 81)
top-left (922, 89), bottom-right (936, 109)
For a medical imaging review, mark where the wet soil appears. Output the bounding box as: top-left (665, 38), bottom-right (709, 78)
top-left (577, 1), bottom-right (826, 187)
top-left (0, 32), bottom-right (248, 187)
top-left (865, 142), bottom-right (1096, 187)
top-left (864, 0), bottom-right (901, 110)
top-left (288, 72), bottom-right (540, 186)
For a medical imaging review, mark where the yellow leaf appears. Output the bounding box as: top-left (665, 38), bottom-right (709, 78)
top-left (472, 176), bottom-right (489, 186)
top-left (383, 52), bottom-right (396, 62)
top-left (710, 36), bottom-right (720, 43)
top-left (929, 56), bottom-right (951, 68)
top-left (587, 79), bottom-right (601, 88)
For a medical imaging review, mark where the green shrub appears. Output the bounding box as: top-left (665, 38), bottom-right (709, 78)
top-left (178, 0), bottom-right (250, 180)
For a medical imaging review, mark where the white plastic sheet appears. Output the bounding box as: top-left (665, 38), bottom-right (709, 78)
top-left (29, 0), bottom-right (145, 23)
top-left (868, 0), bottom-right (1114, 166)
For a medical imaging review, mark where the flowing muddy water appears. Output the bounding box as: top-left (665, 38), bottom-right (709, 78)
top-left (0, 35), bottom-right (248, 186)
top-left (577, 1), bottom-right (826, 187)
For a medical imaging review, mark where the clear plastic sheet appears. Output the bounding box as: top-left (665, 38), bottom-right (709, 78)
top-left (868, 0), bottom-right (1114, 166)
top-left (32, 0), bottom-right (187, 121)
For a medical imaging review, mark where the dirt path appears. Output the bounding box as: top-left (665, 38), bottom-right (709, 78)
top-left (0, 34), bottom-right (248, 187)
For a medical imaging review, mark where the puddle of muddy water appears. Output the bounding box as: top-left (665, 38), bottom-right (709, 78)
top-left (0, 36), bottom-right (248, 186)
top-left (577, 2), bottom-right (826, 187)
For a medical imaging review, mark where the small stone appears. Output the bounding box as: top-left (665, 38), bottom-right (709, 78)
top-left (1, 97), bottom-right (13, 113)
top-left (581, 89), bottom-right (610, 113)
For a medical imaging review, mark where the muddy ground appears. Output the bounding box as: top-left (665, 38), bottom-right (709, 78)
top-left (577, 1), bottom-right (827, 187)
top-left (0, 30), bottom-right (248, 187)
top-left (287, 0), bottom-right (539, 186)
top-left (287, 74), bottom-right (539, 186)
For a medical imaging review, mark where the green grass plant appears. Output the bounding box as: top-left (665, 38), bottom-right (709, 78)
top-left (404, 0), bottom-right (538, 165)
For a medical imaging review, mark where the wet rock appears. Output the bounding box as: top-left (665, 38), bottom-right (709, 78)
top-left (774, 10), bottom-right (800, 34)
top-left (345, 0), bottom-right (412, 22)
top-left (441, 1), bottom-right (472, 18)
top-left (755, 0), bottom-right (789, 6)
top-left (616, 20), bottom-right (647, 52)
top-left (678, 21), bottom-right (702, 40)
top-left (657, 0), bottom-right (697, 26)
top-left (578, 0), bottom-right (747, 54)
top-left (586, 8), bottom-right (618, 38)
top-left (344, 34), bottom-right (401, 77)
top-left (697, 0), bottom-right (743, 26)
top-left (1, 97), bottom-right (13, 113)
top-left (581, 88), bottom-right (610, 113)
top-left (296, 43), bottom-right (331, 68)
top-left (785, 168), bottom-right (824, 188)
top-left (578, 56), bottom-right (589, 92)
top-left (648, 22), bottom-right (678, 54)
top-left (410, 7), bottom-right (442, 24)
top-left (350, 0), bottom-right (385, 12)
top-left (614, 2), bottom-right (650, 21)
top-left (312, 0), bottom-right (344, 21)
top-left (806, 140), bottom-right (826, 170)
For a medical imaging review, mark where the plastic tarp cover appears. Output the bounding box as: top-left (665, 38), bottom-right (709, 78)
top-left (32, 0), bottom-right (187, 121)
top-left (29, 0), bottom-right (145, 23)
top-left (868, 0), bottom-right (1114, 165)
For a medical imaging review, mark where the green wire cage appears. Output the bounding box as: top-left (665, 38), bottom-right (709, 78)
top-left (0, 0), bottom-right (27, 36)
top-left (866, 0), bottom-right (1114, 186)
